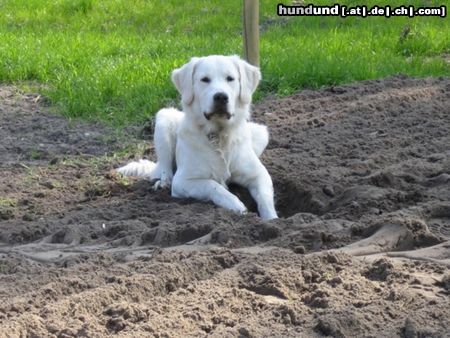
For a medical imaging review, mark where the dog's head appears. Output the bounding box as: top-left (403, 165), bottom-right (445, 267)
top-left (171, 55), bottom-right (261, 127)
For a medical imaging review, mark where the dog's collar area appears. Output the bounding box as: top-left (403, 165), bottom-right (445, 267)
top-left (207, 132), bottom-right (219, 142)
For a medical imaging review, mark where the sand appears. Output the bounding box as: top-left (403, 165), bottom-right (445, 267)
top-left (0, 76), bottom-right (449, 337)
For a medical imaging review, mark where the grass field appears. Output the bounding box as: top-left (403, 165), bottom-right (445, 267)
top-left (0, 0), bottom-right (448, 126)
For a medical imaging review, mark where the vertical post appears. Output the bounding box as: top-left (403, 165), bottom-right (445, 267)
top-left (243, 0), bottom-right (259, 66)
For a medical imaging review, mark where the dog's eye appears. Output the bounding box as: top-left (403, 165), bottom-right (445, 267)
top-left (226, 76), bottom-right (235, 82)
top-left (201, 77), bottom-right (211, 83)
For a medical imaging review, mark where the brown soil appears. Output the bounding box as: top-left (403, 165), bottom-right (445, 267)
top-left (1, 76), bottom-right (449, 337)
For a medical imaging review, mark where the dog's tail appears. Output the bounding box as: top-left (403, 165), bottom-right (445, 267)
top-left (116, 159), bottom-right (157, 180)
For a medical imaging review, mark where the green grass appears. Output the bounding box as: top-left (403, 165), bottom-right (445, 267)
top-left (0, 0), bottom-right (448, 126)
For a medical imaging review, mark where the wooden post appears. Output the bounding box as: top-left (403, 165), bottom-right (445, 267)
top-left (243, 0), bottom-right (259, 66)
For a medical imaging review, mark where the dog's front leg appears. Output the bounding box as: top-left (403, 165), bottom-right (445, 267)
top-left (248, 168), bottom-right (278, 220)
top-left (235, 163), bottom-right (278, 220)
top-left (172, 177), bottom-right (247, 214)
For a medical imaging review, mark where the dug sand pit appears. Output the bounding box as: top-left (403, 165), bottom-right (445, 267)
top-left (0, 76), bottom-right (449, 337)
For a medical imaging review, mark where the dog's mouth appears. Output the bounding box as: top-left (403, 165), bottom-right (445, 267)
top-left (203, 109), bottom-right (232, 121)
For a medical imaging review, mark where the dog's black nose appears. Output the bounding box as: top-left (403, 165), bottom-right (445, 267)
top-left (213, 92), bottom-right (228, 105)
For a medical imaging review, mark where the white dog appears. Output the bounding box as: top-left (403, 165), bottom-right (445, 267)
top-left (118, 55), bottom-right (277, 220)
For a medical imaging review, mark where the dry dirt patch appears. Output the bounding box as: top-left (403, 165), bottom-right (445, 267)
top-left (0, 76), bottom-right (449, 337)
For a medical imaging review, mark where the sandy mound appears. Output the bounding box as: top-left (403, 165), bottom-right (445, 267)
top-left (0, 76), bottom-right (449, 337)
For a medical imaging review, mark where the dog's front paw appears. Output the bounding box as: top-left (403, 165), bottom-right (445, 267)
top-left (233, 198), bottom-right (248, 214)
top-left (152, 179), bottom-right (171, 191)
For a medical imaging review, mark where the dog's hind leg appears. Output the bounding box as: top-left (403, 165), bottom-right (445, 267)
top-left (117, 108), bottom-right (184, 189)
top-left (151, 108), bottom-right (184, 189)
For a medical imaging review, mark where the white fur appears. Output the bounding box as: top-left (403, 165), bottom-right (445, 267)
top-left (117, 55), bottom-right (277, 220)
top-left (117, 159), bottom-right (156, 180)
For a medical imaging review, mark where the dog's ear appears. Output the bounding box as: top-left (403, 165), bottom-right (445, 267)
top-left (232, 56), bottom-right (261, 105)
top-left (171, 57), bottom-right (199, 106)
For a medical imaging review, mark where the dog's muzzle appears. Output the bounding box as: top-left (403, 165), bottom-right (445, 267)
top-left (204, 92), bottom-right (232, 120)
